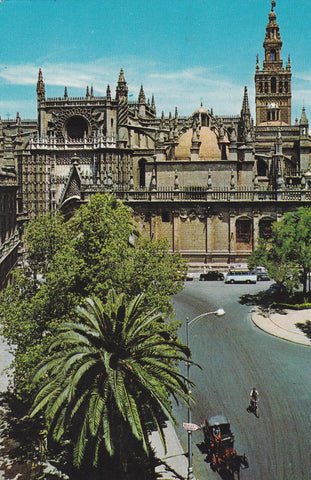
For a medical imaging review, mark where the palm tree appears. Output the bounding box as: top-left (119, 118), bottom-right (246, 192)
top-left (30, 289), bottom-right (193, 469)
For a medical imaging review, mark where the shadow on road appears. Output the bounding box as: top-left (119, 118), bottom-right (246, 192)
top-left (238, 288), bottom-right (276, 309)
top-left (238, 284), bottom-right (295, 311)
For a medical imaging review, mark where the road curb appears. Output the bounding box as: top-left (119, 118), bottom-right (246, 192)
top-left (250, 307), bottom-right (311, 347)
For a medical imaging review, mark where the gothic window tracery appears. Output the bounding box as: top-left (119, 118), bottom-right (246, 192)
top-left (65, 115), bottom-right (90, 139)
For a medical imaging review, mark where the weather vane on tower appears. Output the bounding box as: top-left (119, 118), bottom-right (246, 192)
top-left (271, 0), bottom-right (276, 11)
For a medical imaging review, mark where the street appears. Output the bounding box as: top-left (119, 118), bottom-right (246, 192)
top-left (172, 280), bottom-right (311, 480)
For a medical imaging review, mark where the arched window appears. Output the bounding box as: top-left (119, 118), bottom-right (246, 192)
top-left (271, 77), bottom-right (276, 93)
top-left (279, 81), bottom-right (283, 93)
top-left (270, 49), bottom-right (276, 61)
top-left (138, 158), bottom-right (146, 187)
top-left (257, 158), bottom-right (268, 177)
top-left (65, 115), bottom-right (90, 139)
top-left (259, 82), bottom-right (263, 93)
top-left (259, 219), bottom-right (273, 239)
top-left (265, 82), bottom-right (269, 93)
top-left (236, 218), bottom-right (252, 244)
top-left (161, 211), bottom-right (170, 223)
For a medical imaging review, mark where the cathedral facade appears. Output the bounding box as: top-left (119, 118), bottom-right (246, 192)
top-left (0, 1), bottom-right (311, 275)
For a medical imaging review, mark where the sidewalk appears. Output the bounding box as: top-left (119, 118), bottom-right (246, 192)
top-left (149, 421), bottom-right (193, 480)
top-left (251, 306), bottom-right (311, 346)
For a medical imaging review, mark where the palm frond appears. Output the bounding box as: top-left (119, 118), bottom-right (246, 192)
top-left (68, 358), bottom-right (98, 401)
top-left (30, 380), bottom-right (62, 417)
top-left (72, 415), bottom-right (89, 467)
top-left (88, 391), bottom-right (105, 437)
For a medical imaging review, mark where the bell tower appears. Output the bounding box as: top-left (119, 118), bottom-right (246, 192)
top-left (255, 1), bottom-right (291, 125)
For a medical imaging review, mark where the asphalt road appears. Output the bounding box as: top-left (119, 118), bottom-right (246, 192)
top-left (172, 280), bottom-right (311, 480)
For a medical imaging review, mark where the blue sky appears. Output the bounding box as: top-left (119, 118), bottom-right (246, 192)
top-left (0, 0), bottom-right (310, 122)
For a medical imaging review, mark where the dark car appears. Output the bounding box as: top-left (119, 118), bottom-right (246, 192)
top-left (256, 272), bottom-right (270, 281)
top-left (200, 271), bottom-right (224, 281)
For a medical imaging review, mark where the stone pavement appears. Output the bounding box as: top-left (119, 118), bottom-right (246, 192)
top-left (149, 421), bottom-right (193, 480)
top-left (251, 306), bottom-right (311, 346)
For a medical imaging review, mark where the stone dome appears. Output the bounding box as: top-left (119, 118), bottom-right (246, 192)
top-left (193, 106), bottom-right (210, 115)
top-left (175, 126), bottom-right (229, 160)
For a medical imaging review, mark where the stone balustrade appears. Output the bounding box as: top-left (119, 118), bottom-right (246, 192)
top-left (84, 184), bottom-right (311, 203)
top-left (29, 134), bottom-right (116, 150)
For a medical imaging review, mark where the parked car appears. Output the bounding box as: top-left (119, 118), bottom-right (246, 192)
top-left (254, 266), bottom-right (267, 274)
top-left (185, 273), bottom-right (194, 281)
top-left (225, 269), bottom-right (257, 284)
top-left (256, 271), bottom-right (270, 281)
top-left (200, 271), bottom-right (225, 281)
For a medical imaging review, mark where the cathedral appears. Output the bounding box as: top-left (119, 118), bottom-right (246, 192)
top-left (1, 1), bottom-right (311, 285)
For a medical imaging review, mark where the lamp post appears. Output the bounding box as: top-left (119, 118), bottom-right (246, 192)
top-left (185, 308), bottom-right (225, 480)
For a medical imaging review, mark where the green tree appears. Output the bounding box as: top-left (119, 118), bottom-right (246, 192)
top-left (249, 206), bottom-right (311, 295)
top-left (0, 194), bottom-right (187, 400)
top-left (122, 237), bottom-right (186, 316)
top-left (248, 237), bottom-right (299, 295)
top-left (23, 211), bottom-right (68, 276)
top-left (30, 290), bottom-right (193, 472)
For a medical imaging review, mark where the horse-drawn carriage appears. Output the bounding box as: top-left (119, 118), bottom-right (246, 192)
top-left (203, 415), bottom-right (248, 478)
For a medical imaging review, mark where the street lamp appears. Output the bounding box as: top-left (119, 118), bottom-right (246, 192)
top-left (185, 308), bottom-right (225, 480)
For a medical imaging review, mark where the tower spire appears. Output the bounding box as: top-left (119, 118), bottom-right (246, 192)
top-left (241, 86), bottom-right (251, 118)
top-left (118, 68), bottom-right (126, 84)
top-left (238, 86), bottom-right (252, 143)
top-left (263, 0), bottom-right (283, 71)
top-left (106, 84), bottom-right (111, 101)
top-left (151, 94), bottom-right (156, 113)
top-left (138, 85), bottom-right (146, 104)
top-left (116, 68), bottom-right (128, 101)
top-left (254, 2), bottom-right (291, 125)
top-left (36, 68), bottom-right (45, 104)
top-left (138, 85), bottom-right (146, 117)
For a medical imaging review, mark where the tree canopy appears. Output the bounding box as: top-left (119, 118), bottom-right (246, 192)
top-left (0, 194), bottom-right (187, 400)
top-left (248, 206), bottom-right (311, 295)
top-left (30, 291), bottom-right (193, 470)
